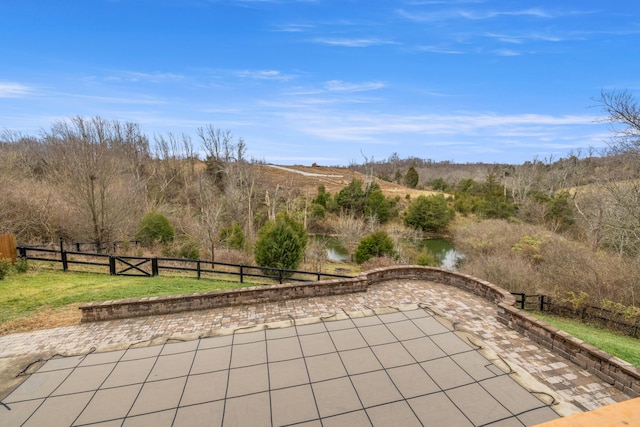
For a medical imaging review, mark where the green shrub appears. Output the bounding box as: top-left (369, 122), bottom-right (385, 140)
top-left (365, 189), bottom-right (391, 223)
top-left (14, 258), bottom-right (28, 273)
top-left (220, 223), bottom-right (246, 250)
top-left (178, 240), bottom-right (200, 260)
top-left (415, 248), bottom-right (437, 266)
top-left (404, 166), bottom-right (419, 188)
top-left (254, 214), bottom-right (307, 274)
top-left (355, 231), bottom-right (395, 264)
top-left (404, 194), bottom-right (454, 232)
top-left (0, 258), bottom-right (11, 280)
top-left (136, 212), bottom-right (175, 245)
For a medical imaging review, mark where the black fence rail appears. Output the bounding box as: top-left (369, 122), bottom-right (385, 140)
top-left (16, 246), bottom-right (352, 284)
top-left (26, 239), bottom-right (142, 254)
top-left (511, 292), bottom-right (640, 339)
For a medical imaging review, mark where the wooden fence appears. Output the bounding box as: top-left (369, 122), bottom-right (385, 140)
top-left (16, 245), bottom-right (352, 284)
top-left (0, 235), bottom-right (16, 264)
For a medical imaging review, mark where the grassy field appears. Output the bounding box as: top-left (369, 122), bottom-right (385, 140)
top-left (0, 270), bottom-right (258, 334)
top-left (530, 312), bottom-right (640, 368)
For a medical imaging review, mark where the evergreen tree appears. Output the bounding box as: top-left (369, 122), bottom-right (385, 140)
top-left (254, 214), bottom-right (307, 274)
top-left (404, 166), bottom-right (419, 188)
top-left (404, 194), bottom-right (454, 232)
top-left (354, 231), bottom-right (395, 264)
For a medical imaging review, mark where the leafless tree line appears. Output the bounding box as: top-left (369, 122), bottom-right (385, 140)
top-left (0, 117), bottom-right (259, 262)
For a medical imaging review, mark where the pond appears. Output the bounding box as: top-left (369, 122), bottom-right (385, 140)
top-left (421, 238), bottom-right (464, 270)
top-left (317, 236), bottom-right (463, 270)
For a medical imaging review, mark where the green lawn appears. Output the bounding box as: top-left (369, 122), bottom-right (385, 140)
top-left (0, 270), bottom-right (256, 326)
top-left (530, 312), bottom-right (640, 368)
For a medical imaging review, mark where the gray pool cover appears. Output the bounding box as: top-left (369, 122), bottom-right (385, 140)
top-left (1, 308), bottom-right (559, 426)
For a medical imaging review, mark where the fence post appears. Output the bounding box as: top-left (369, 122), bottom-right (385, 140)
top-left (278, 269), bottom-right (283, 284)
top-left (18, 247), bottom-right (26, 259)
top-left (61, 250), bottom-right (68, 272)
top-left (152, 258), bottom-right (159, 277)
top-left (539, 295), bottom-right (545, 312)
top-left (108, 256), bottom-right (116, 275)
top-left (197, 260), bottom-right (201, 280)
top-left (240, 265), bottom-right (244, 283)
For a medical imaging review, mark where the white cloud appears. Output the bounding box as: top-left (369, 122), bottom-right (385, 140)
top-left (105, 71), bottom-right (184, 83)
top-left (484, 31), bottom-right (566, 44)
top-left (416, 45), bottom-right (465, 54)
top-left (0, 82), bottom-right (33, 98)
top-left (324, 80), bottom-right (384, 92)
top-left (283, 110), bottom-right (603, 143)
top-left (234, 69), bottom-right (295, 81)
top-left (273, 23), bottom-right (314, 33)
top-left (459, 8), bottom-right (551, 20)
top-left (311, 38), bottom-right (397, 47)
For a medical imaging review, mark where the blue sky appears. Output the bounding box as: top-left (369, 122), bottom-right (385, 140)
top-left (1, 1), bottom-right (639, 165)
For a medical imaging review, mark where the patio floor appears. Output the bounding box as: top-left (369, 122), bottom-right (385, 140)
top-left (1, 307), bottom-right (560, 426)
top-left (0, 278), bottom-right (633, 426)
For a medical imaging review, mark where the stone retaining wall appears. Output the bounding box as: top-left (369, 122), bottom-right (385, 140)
top-left (79, 277), bottom-right (368, 323)
top-left (78, 265), bottom-right (639, 397)
top-left (499, 303), bottom-right (640, 398)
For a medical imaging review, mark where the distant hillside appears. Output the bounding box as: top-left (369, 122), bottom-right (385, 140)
top-left (258, 164), bottom-right (439, 199)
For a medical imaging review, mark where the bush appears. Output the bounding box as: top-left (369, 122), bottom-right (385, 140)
top-left (178, 240), bottom-right (200, 260)
top-left (136, 212), bottom-right (175, 245)
top-left (254, 214), bottom-right (307, 273)
top-left (452, 219), bottom-right (640, 305)
top-left (365, 189), bottom-right (391, 223)
top-left (14, 257), bottom-right (28, 273)
top-left (415, 248), bottom-right (437, 266)
top-left (220, 223), bottom-right (245, 250)
top-left (404, 166), bottom-right (419, 188)
top-left (404, 194), bottom-right (454, 232)
top-left (355, 231), bottom-right (395, 264)
top-left (0, 258), bottom-right (11, 280)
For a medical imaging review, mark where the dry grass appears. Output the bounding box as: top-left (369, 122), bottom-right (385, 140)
top-left (0, 304), bottom-right (81, 335)
top-left (452, 219), bottom-right (640, 307)
top-left (257, 164), bottom-right (440, 199)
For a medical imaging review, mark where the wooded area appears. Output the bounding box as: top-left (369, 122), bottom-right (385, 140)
top-left (1, 90), bottom-right (640, 312)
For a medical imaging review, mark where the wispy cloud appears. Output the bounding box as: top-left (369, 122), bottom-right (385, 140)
top-left (0, 82), bottom-right (33, 98)
top-left (284, 110), bottom-right (602, 143)
top-left (311, 37), bottom-right (397, 47)
top-left (234, 69), bottom-right (295, 81)
top-left (484, 31), bottom-right (566, 44)
top-left (324, 80), bottom-right (384, 92)
top-left (416, 45), bottom-right (465, 54)
top-left (494, 49), bottom-right (522, 56)
top-left (105, 71), bottom-right (184, 83)
top-left (459, 8), bottom-right (551, 20)
top-left (57, 92), bottom-right (167, 105)
top-left (396, 7), bottom-right (566, 23)
top-left (273, 23), bottom-right (314, 33)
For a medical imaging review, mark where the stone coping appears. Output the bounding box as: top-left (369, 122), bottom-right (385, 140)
top-left (78, 265), bottom-right (639, 397)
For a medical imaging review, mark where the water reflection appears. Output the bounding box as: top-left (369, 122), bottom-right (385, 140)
top-left (422, 238), bottom-right (464, 270)
top-left (316, 235), bottom-right (463, 270)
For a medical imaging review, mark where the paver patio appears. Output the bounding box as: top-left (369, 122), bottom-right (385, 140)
top-left (0, 279), bottom-right (633, 426)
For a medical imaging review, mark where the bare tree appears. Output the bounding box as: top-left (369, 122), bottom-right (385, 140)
top-left (41, 116), bottom-right (146, 249)
top-left (597, 89), bottom-right (640, 158)
top-left (332, 212), bottom-right (366, 262)
top-left (585, 90), bottom-right (640, 256)
top-left (192, 173), bottom-right (227, 262)
top-left (305, 238), bottom-right (328, 272)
